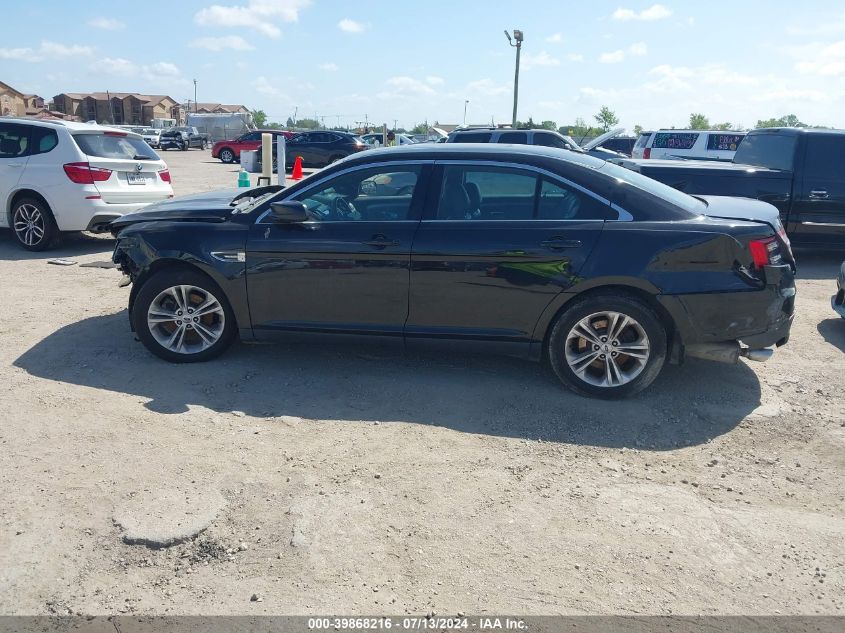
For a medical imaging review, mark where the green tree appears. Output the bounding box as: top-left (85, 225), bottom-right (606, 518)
top-left (539, 120), bottom-right (557, 131)
top-left (285, 117), bottom-right (295, 128)
top-left (594, 106), bottom-right (619, 132)
top-left (633, 124), bottom-right (643, 137)
top-left (252, 109), bottom-right (267, 127)
top-left (564, 117), bottom-right (597, 139)
top-left (295, 118), bottom-right (320, 129)
top-left (711, 122), bottom-right (737, 131)
top-left (755, 114), bottom-right (806, 129)
top-left (688, 113), bottom-right (710, 130)
top-left (410, 122), bottom-right (429, 134)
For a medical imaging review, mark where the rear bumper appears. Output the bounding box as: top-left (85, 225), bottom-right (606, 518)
top-left (660, 263), bottom-right (796, 353)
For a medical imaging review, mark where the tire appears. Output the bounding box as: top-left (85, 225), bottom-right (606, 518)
top-left (132, 268), bottom-right (236, 363)
top-left (10, 196), bottom-right (60, 251)
top-left (547, 292), bottom-right (667, 399)
top-left (201, 140), bottom-right (208, 150)
top-left (219, 148), bottom-right (235, 163)
top-left (181, 141), bottom-right (189, 151)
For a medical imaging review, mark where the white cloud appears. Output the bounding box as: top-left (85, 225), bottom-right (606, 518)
top-left (522, 51), bottom-right (560, 69)
top-left (546, 33), bottom-right (562, 43)
top-left (426, 76), bottom-right (444, 85)
top-left (255, 76), bottom-right (280, 96)
top-left (377, 76), bottom-right (436, 99)
top-left (567, 53), bottom-right (585, 62)
top-left (190, 35), bottom-right (255, 51)
top-left (195, 0), bottom-right (310, 38)
top-left (465, 78), bottom-right (510, 97)
top-left (338, 18), bottom-right (367, 33)
top-left (319, 62), bottom-right (338, 71)
top-left (599, 50), bottom-right (626, 64)
top-left (88, 17), bottom-right (124, 30)
top-left (612, 4), bottom-right (672, 21)
top-left (0, 41), bottom-right (94, 62)
top-left (795, 40), bottom-right (845, 76)
top-left (599, 42), bottom-right (648, 63)
top-left (97, 58), bottom-right (184, 82)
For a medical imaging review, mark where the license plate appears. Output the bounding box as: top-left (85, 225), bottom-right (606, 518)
top-left (127, 173), bottom-right (146, 185)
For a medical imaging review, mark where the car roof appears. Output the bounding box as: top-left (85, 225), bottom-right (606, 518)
top-left (748, 127), bottom-right (845, 136)
top-left (0, 117), bottom-right (136, 134)
top-left (343, 143), bottom-right (607, 169)
top-left (654, 129), bottom-right (746, 134)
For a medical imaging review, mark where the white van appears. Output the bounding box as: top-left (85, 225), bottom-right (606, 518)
top-left (632, 130), bottom-right (746, 161)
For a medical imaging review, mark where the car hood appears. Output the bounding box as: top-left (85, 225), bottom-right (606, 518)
top-left (698, 195), bottom-right (780, 229)
top-left (109, 189), bottom-right (245, 233)
top-left (582, 127), bottom-right (625, 151)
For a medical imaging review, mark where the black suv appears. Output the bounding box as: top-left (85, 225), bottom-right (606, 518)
top-left (111, 144), bottom-right (795, 399)
top-left (260, 130), bottom-right (368, 169)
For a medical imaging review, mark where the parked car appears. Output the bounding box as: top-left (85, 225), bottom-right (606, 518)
top-left (632, 129), bottom-right (746, 161)
top-left (0, 118), bottom-right (172, 251)
top-left (597, 136), bottom-right (637, 157)
top-left (141, 128), bottom-right (161, 149)
top-left (259, 130), bottom-right (368, 170)
top-left (833, 260), bottom-right (845, 318)
top-left (446, 127), bottom-right (627, 160)
top-left (361, 133), bottom-right (416, 146)
top-left (212, 130), bottom-right (294, 164)
top-left (110, 144), bottom-right (795, 398)
top-left (614, 127), bottom-right (845, 248)
top-left (159, 126), bottom-right (210, 151)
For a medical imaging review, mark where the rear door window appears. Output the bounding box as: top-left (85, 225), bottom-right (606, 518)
top-left (0, 123), bottom-right (31, 158)
top-left (437, 165), bottom-right (537, 220)
top-left (73, 133), bottom-right (158, 160)
top-left (732, 134), bottom-right (797, 171)
top-left (496, 131), bottom-right (528, 144)
top-left (241, 132), bottom-right (262, 142)
top-left (803, 135), bottom-right (845, 182)
top-left (652, 132), bottom-right (699, 150)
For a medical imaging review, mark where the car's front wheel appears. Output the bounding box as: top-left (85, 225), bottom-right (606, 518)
top-left (548, 292), bottom-right (667, 399)
top-left (11, 197), bottom-right (60, 251)
top-left (132, 269), bottom-right (236, 363)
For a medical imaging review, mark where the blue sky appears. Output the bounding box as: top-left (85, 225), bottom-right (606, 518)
top-left (2, 1), bottom-right (845, 131)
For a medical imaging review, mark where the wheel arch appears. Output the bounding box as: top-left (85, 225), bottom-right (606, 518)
top-left (6, 189), bottom-right (53, 225)
top-left (531, 282), bottom-right (678, 362)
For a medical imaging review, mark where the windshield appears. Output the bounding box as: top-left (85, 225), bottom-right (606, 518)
top-left (732, 133), bottom-right (797, 170)
top-left (72, 132), bottom-right (158, 160)
top-left (232, 190), bottom-right (280, 214)
top-left (599, 161), bottom-right (706, 215)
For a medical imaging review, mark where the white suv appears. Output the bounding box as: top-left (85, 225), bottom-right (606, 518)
top-left (632, 129), bottom-right (746, 161)
top-left (0, 118), bottom-right (173, 250)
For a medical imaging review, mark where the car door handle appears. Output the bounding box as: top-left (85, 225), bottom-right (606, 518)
top-left (809, 190), bottom-right (829, 200)
top-left (7, 163), bottom-right (23, 168)
top-left (363, 234), bottom-right (400, 248)
top-left (541, 237), bottom-right (582, 250)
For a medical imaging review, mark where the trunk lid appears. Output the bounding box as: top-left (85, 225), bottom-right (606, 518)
top-left (71, 130), bottom-right (172, 204)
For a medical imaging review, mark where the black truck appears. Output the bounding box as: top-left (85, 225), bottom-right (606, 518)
top-left (613, 127), bottom-right (845, 249)
top-left (159, 126), bottom-right (210, 151)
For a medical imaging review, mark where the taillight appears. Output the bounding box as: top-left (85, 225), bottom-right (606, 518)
top-left (158, 169), bottom-right (172, 183)
top-left (63, 162), bottom-right (112, 184)
top-left (643, 148), bottom-right (651, 159)
top-left (748, 236), bottom-right (779, 268)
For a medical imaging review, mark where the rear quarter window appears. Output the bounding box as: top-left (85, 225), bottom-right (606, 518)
top-left (634, 133), bottom-right (652, 149)
top-left (706, 133), bottom-right (745, 151)
top-left (652, 132), bottom-right (699, 150)
top-left (73, 133), bottom-right (158, 160)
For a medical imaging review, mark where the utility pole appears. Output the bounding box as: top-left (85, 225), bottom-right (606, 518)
top-left (193, 79), bottom-right (197, 113)
top-left (504, 29), bottom-right (523, 127)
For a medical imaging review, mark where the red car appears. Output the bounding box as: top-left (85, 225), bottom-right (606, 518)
top-left (211, 130), bottom-right (294, 164)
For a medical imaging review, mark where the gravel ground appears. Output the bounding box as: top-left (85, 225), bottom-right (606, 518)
top-left (0, 150), bottom-right (843, 616)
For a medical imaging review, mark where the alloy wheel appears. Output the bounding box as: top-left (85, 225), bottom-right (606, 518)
top-left (13, 203), bottom-right (46, 247)
top-left (564, 311), bottom-right (650, 388)
top-left (147, 284), bottom-right (226, 354)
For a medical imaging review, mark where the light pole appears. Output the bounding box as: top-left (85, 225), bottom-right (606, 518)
top-left (193, 79), bottom-right (197, 113)
top-left (504, 29), bottom-right (523, 127)
top-left (463, 100), bottom-right (469, 126)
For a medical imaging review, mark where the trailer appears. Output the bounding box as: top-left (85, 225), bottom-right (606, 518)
top-left (185, 112), bottom-right (255, 143)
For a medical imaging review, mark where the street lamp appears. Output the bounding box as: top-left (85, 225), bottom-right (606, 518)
top-left (504, 29), bottom-right (523, 127)
top-left (463, 99), bottom-right (469, 126)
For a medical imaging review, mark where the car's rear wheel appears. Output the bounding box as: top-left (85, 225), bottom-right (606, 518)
top-left (548, 293), bottom-right (667, 399)
top-left (219, 148), bottom-right (235, 163)
top-left (132, 269), bottom-right (236, 363)
top-left (11, 197), bottom-right (60, 251)
top-left (201, 140), bottom-right (208, 150)
top-left (181, 141), bottom-right (189, 151)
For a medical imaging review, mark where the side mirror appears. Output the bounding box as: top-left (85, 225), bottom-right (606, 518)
top-left (270, 200), bottom-right (308, 223)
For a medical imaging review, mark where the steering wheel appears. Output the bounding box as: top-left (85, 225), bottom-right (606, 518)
top-left (332, 196), bottom-right (359, 220)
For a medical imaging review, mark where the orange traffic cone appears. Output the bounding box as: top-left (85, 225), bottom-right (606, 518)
top-left (291, 156), bottom-right (304, 180)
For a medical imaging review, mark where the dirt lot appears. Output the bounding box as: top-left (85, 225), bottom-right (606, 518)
top-left (0, 149), bottom-right (844, 616)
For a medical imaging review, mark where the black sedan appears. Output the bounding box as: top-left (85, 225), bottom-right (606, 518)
top-left (111, 144), bottom-right (796, 398)
top-left (260, 130), bottom-right (368, 170)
